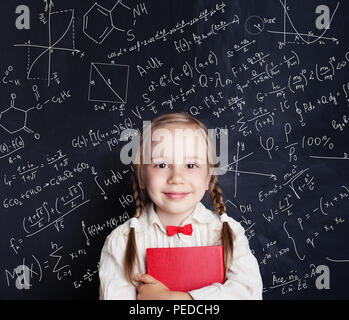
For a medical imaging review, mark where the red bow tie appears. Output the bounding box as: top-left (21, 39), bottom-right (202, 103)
top-left (166, 224), bottom-right (193, 236)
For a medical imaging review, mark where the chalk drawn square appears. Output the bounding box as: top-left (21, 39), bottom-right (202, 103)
top-left (88, 62), bottom-right (129, 103)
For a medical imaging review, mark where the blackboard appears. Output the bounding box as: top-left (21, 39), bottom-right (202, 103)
top-left (1, 0), bottom-right (348, 300)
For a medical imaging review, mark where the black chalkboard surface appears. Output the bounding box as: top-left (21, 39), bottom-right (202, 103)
top-left (1, 0), bottom-right (348, 300)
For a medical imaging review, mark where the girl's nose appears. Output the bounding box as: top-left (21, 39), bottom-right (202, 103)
top-left (167, 165), bottom-right (185, 184)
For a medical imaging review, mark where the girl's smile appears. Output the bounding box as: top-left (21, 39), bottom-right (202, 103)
top-left (163, 192), bottom-right (191, 200)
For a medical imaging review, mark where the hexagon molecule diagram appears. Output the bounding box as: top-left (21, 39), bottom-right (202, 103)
top-left (83, 1), bottom-right (132, 44)
top-left (0, 94), bottom-right (40, 139)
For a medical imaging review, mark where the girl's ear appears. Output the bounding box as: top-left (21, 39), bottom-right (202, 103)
top-left (205, 172), bottom-right (213, 191)
top-left (206, 166), bottom-right (216, 191)
top-left (139, 169), bottom-right (146, 189)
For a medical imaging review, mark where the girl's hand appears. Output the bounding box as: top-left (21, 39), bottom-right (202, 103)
top-left (136, 273), bottom-right (172, 300)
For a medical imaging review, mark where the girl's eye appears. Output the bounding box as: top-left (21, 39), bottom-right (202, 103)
top-left (154, 163), bottom-right (169, 169)
top-left (153, 163), bottom-right (198, 169)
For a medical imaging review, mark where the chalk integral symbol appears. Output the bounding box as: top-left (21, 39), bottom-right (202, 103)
top-left (88, 63), bottom-right (129, 104)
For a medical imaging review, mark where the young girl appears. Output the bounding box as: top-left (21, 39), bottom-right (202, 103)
top-left (99, 112), bottom-right (263, 300)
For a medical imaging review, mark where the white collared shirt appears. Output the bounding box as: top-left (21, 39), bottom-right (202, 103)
top-left (99, 201), bottom-right (263, 300)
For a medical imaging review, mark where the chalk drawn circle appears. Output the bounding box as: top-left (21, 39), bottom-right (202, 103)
top-left (245, 15), bottom-right (265, 35)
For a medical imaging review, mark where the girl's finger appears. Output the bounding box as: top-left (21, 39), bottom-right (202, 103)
top-left (139, 273), bottom-right (156, 284)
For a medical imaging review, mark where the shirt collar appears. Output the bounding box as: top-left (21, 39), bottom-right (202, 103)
top-left (146, 201), bottom-right (215, 233)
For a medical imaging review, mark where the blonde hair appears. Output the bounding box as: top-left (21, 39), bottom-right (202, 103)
top-left (124, 112), bottom-right (234, 286)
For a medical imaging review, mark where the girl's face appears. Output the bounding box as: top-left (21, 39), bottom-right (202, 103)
top-left (140, 123), bottom-right (212, 217)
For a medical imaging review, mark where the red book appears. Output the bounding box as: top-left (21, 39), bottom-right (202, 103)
top-left (146, 245), bottom-right (225, 292)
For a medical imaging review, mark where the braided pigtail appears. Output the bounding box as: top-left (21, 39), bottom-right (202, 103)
top-left (208, 175), bottom-right (234, 280)
top-left (124, 173), bottom-right (144, 286)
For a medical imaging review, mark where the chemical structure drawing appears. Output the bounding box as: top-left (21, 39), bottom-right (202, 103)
top-left (83, 1), bottom-right (133, 44)
top-left (14, 2), bottom-right (81, 86)
top-left (0, 93), bottom-right (40, 140)
top-left (267, 0), bottom-right (340, 46)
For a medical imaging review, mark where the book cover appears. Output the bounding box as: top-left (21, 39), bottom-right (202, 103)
top-left (146, 245), bottom-right (225, 292)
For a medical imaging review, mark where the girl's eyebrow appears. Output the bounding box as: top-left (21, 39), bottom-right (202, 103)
top-left (152, 156), bottom-right (204, 160)
top-left (151, 157), bottom-right (206, 165)
top-left (183, 156), bottom-right (206, 162)
top-left (151, 157), bottom-right (171, 163)
top-left (185, 156), bottom-right (204, 160)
